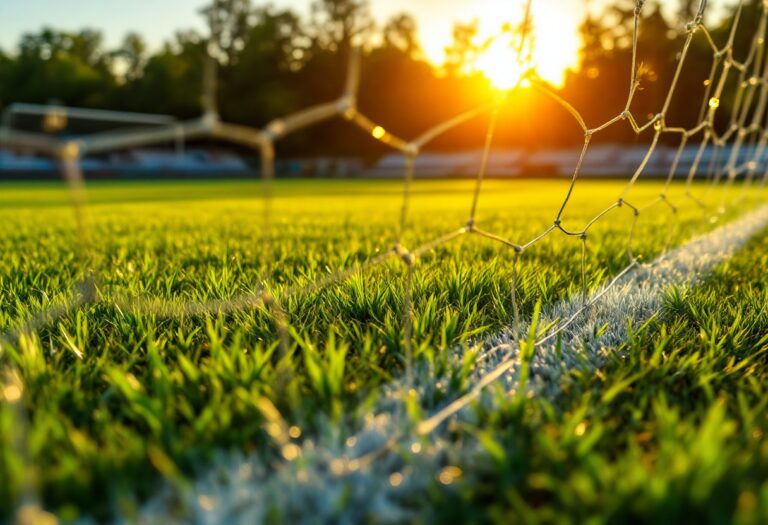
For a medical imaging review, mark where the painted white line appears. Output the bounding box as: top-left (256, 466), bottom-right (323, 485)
top-left (135, 205), bottom-right (768, 525)
top-left (423, 204), bottom-right (768, 429)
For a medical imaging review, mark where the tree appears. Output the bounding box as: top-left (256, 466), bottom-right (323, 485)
top-left (219, 6), bottom-right (305, 124)
top-left (200, 0), bottom-right (255, 66)
top-left (114, 33), bottom-right (147, 83)
top-left (0, 48), bottom-right (10, 108)
top-left (119, 31), bottom-right (206, 117)
top-left (443, 21), bottom-right (481, 77)
top-left (3, 28), bottom-right (116, 108)
top-left (309, 0), bottom-right (373, 55)
top-left (383, 13), bottom-right (420, 57)
top-left (17, 28), bottom-right (112, 72)
top-left (358, 14), bottom-right (433, 140)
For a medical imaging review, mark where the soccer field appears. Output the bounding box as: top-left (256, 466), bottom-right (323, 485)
top-left (6, 0), bottom-right (768, 519)
top-left (2, 178), bottom-right (767, 522)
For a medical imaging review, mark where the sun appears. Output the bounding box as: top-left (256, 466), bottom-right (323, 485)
top-left (417, 0), bottom-right (581, 89)
top-left (473, 12), bottom-right (580, 91)
top-left (474, 36), bottom-right (528, 90)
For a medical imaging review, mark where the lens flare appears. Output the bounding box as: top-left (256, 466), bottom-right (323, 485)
top-left (475, 37), bottom-right (526, 90)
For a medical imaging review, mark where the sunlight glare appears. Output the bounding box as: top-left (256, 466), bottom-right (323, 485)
top-left (530, 2), bottom-right (581, 86)
top-left (475, 36), bottom-right (526, 90)
top-left (418, 0), bottom-right (581, 88)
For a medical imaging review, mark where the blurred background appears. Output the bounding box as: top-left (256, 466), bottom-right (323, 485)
top-left (0, 0), bottom-right (762, 179)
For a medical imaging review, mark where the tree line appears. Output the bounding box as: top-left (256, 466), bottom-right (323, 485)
top-left (0, 0), bottom-right (759, 157)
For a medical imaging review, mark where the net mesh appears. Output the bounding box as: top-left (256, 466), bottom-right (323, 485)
top-left (2, 0), bottom-right (768, 508)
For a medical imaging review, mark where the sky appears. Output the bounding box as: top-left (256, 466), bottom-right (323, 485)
top-left (0, 0), bottom-right (588, 83)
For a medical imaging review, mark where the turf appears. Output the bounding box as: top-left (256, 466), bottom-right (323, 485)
top-left (0, 177), bottom-right (759, 520)
top-left (435, 227), bottom-right (768, 525)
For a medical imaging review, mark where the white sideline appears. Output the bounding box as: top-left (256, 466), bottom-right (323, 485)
top-left (474, 203), bottom-right (768, 397)
top-left (134, 205), bottom-right (768, 525)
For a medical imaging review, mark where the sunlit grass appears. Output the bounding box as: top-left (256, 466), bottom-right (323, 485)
top-left (441, 230), bottom-right (768, 524)
top-left (0, 178), bottom-right (758, 519)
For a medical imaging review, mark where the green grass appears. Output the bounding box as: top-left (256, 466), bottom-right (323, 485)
top-left (439, 228), bottom-right (768, 524)
top-left (0, 178), bottom-right (759, 520)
